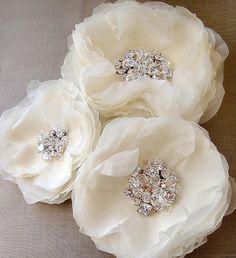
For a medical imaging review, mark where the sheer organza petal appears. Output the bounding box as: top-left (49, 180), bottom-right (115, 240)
top-left (72, 117), bottom-right (235, 258)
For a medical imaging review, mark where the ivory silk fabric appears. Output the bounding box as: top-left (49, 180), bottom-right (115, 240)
top-left (0, 0), bottom-right (235, 257)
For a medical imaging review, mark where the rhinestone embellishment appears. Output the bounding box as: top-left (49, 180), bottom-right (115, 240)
top-left (37, 128), bottom-right (69, 161)
top-left (124, 160), bottom-right (179, 216)
top-left (115, 48), bottom-right (173, 81)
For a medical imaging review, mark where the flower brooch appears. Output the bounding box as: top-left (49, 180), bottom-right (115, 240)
top-left (62, 0), bottom-right (228, 122)
top-left (0, 79), bottom-right (100, 204)
top-left (37, 128), bottom-right (70, 161)
top-left (72, 117), bottom-right (235, 258)
top-left (115, 48), bottom-right (173, 81)
top-left (124, 159), bottom-right (178, 216)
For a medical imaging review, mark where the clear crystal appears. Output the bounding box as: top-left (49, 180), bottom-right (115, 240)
top-left (163, 66), bottom-right (172, 77)
top-left (137, 203), bottom-right (153, 216)
top-left (37, 128), bottom-right (69, 162)
top-left (166, 191), bottom-right (177, 203)
top-left (37, 143), bottom-right (44, 152)
top-left (115, 48), bottom-right (173, 81)
top-left (165, 175), bottom-right (177, 189)
top-left (124, 159), bottom-right (179, 216)
top-left (129, 175), bottom-right (141, 188)
top-left (42, 152), bottom-right (50, 161)
top-left (160, 168), bottom-right (170, 179)
top-left (141, 191), bottom-right (151, 203)
top-left (124, 187), bottom-right (133, 198)
top-left (133, 198), bottom-right (142, 206)
top-left (132, 187), bottom-right (143, 198)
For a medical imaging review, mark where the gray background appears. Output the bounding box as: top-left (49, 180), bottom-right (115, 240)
top-left (0, 0), bottom-right (235, 257)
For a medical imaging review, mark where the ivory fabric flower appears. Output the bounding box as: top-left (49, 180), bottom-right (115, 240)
top-left (0, 79), bottom-right (100, 204)
top-left (62, 0), bottom-right (228, 123)
top-left (72, 117), bottom-right (235, 258)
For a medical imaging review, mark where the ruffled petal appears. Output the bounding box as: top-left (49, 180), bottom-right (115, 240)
top-left (0, 79), bottom-right (101, 204)
top-left (72, 117), bottom-right (235, 258)
top-left (62, 0), bottom-right (228, 123)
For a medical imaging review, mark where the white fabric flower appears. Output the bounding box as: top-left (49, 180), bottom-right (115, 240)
top-left (62, 0), bottom-right (228, 123)
top-left (0, 79), bottom-right (100, 204)
top-left (72, 117), bottom-right (235, 258)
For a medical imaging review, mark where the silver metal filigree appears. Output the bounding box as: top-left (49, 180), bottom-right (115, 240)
top-left (124, 159), bottom-right (179, 216)
top-left (115, 49), bottom-right (173, 81)
top-left (37, 128), bottom-right (69, 161)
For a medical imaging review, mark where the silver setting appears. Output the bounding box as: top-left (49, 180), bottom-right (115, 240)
top-left (115, 48), bottom-right (173, 81)
top-left (124, 160), bottom-right (179, 216)
top-left (37, 128), bottom-right (69, 161)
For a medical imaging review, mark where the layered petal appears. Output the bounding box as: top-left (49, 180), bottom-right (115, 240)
top-left (72, 117), bottom-right (235, 258)
top-left (62, 0), bottom-right (228, 122)
top-left (0, 79), bottom-right (101, 204)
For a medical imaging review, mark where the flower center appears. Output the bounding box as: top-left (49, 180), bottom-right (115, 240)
top-left (115, 48), bottom-right (173, 81)
top-left (124, 159), bottom-right (179, 216)
top-left (37, 128), bottom-right (69, 161)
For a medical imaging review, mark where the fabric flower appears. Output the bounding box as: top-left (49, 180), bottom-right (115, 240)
top-left (62, 0), bottom-right (228, 123)
top-left (72, 117), bottom-right (235, 258)
top-left (0, 79), bottom-right (100, 204)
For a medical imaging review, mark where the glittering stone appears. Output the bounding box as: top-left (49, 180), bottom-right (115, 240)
top-left (141, 191), bottom-right (152, 203)
top-left (132, 187), bottom-right (143, 198)
top-left (160, 168), bottom-right (170, 179)
top-left (37, 144), bottom-right (44, 152)
top-left (133, 198), bottom-right (142, 206)
top-left (124, 187), bottom-right (133, 198)
top-left (124, 159), bottom-right (179, 216)
top-left (115, 48), bottom-right (173, 81)
top-left (137, 203), bottom-right (153, 216)
top-left (37, 128), bottom-right (69, 161)
top-left (129, 175), bottom-right (141, 188)
top-left (166, 191), bottom-right (177, 203)
top-left (165, 175), bottom-right (178, 188)
top-left (42, 152), bottom-right (50, 161)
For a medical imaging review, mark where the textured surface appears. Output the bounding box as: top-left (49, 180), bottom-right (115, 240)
top-left (0, 0), bottom-right (235, 257)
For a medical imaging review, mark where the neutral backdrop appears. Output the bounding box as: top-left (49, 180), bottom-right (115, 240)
top-left (0, 1), bottom-right (235, 258)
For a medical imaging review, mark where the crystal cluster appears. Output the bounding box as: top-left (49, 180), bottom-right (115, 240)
top-left (124, 160), bottom-right (179, 216)
top-left (115, 48), bottom-right (173, 81)
top-left (37, 128), bottom-right (69, 161)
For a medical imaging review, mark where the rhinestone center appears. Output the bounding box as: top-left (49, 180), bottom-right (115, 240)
top-left (37, 128), bottom-right (69, 161)
top-left (115, 48), bottom-right (173, 81)
top-left (124, 159), bottom-right (179, 216)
